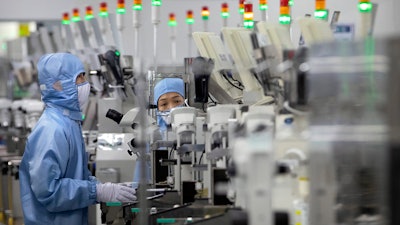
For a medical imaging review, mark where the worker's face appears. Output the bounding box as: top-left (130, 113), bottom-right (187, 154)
top-left (157, 92), bottom-right (184, 112)
top-left (75, 73), bottom-right (87, 85)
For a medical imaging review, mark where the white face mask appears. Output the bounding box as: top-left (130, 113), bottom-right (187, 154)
top-left (77, 82), bottom-right (90, 111)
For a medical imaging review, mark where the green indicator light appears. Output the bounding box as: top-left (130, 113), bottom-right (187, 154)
top-left (239, 8), bottom-right (244, 14)
top-left (279, 15), bottom-right (291, 24)
top-left (202, 16), bottom-right (209, 20)
top-left (186, 18), bottom-right (194, 24)
top-left (85, 15), bottom-right (94, 20)
top-left (314, 10), bottom-right (328, 20)
top-left (72, 17), bottom-right (81, 22)
top-left (115, 50), bottom-right (120, 56)
top-left (131, 208), bottom-right (140, 213)
top-left (221, 12), bottom-right (230, 18)
top-left (168, 21), bottom-right (177, 27)
top-left (133, 5), bottom-right (142, 11)
top-left (152, 0), bottom-right (162, 6)
top-left (259, 5), bottom-right (268, 10)
top-left (289, 0), bottom-right (294, 6)
top-left (82, 114), bottom-right (85, 120)
top-left (62, 20), bottom-right (70, 25)
top-left (244, 20), bottom-right (254, 29)
top-left (106, 202), bottom-right (122, 207)
top-left (99, 12), bottom-right (109, 17)
top-left (157, 218), bottom-right (176, 224)
top-left (358, 2), bottom-right (372, 13)
top-left (117, 8), bottom-right (126, 14)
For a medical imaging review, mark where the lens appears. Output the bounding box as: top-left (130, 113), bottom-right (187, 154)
top-left (106, 109), bottom-right (123, 124)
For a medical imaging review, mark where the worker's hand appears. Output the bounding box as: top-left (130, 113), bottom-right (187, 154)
top-left (96, 183), bottom-right (137, 203)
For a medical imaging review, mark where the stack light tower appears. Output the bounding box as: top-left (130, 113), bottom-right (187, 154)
top-left (85, 6), bottom-right (94, 21)
top-left (116, 0), bottom-right (126, 31)
top-left (98, 2), bottom-right (116, 49)
top-left (84, 6), bottom-right (98, 51)
top-left (243, 1), bottom-right (254, 29)
top-left (358, 0), bottom-right (374, 38)
top-left (61, 12), bottom-right (76, 50)
top-left (132, 0), bottom-right (142, 58)
top-left (315, 0), bottom-right (328, 20)
top-left (186, 10), bottom-right (194, 57)
top-left (221, 3), bottom-right (230, 27)
top-left (152, 0), bottom-right (162, 71)
top-left (98, 2), bottom-right (109, 34)
top-left (71, 8), bottom-right (84, 50)
top-left (239, 0), bottom-right (245, 26)
top-left (259, 0), bottom-right (268, 21)
top-left (72, 8), bottom-right (81, 22)
top-left (168, 13), bottom-right (177, 64)
top-left (279, 0), bottom-right (291, 25)
top-left (62, 12), bottom-right (70, 25)
top-left (201, 6), bottom-right (210, 32)
top-left (116, 0), bottom-right (128, 65)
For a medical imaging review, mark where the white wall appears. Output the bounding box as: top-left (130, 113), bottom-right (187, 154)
top-left (0, 0), bottom-right (399, 68)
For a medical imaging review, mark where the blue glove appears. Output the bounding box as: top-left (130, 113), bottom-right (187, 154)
top-left (96, 183), bottom-right (137, 203)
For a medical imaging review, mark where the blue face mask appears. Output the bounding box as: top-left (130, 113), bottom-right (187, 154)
top-left (157, 109), bottom-right (172, 125)
top-left (156, 102), bottom-right (187, 127)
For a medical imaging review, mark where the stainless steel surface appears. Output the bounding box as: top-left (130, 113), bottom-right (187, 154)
top-left (307, 38), bottom-right (390, 225)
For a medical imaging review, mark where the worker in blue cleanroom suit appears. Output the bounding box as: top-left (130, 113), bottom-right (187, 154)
top-left (19, 53), bottom-right (137, 225)
top-left (132, 77), bottom-right (186, 187)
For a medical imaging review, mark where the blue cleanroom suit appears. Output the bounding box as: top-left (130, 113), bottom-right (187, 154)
top-left (19, 53), bottom-right (97, 225)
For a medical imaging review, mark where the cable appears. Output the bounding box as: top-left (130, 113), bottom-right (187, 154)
top-left (198, 150), bottom-right (205, 165)
top-left (222, 73), bottom-right (244, 91)
top-left (168, 145), bottom-right (176, 176)
top-left (168, 144), bottom-right (176, 160)
top-left (283, 101), bottom-right (309, 116)
top-left (208, 93), bottom-right (217, 105)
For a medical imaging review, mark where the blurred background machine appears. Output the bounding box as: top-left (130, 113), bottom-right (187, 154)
top-left (1, 0), bottom-right (399, 225)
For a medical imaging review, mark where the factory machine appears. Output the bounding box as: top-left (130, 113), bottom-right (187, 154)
top-left (3, 1), bottom-right (397, 225)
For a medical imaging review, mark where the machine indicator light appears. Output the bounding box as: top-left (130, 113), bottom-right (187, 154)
top-left (358, 0), bottom-right (372, 13)
top-left (259, 0), bottom-right (268, 10)
top-left (99, 2), bottom-right (109, 17)
top-left (117, 0), bottom-right (126, 14)
top-left (221, 3), bottom-right (230, 18)
top-left (186, 10), bottom-right (194, 24)
top-left (202, 6), bottom-right (210, 20)
top-left (152, 0), bottom-right (162, 7)
top-left (62, 12), bottom-right (70, 25)
top-left (168, 13), bottom-right (177, 27)
top-left (243, 2), bottom-right (254, 29)
top-left (315, 0), bottom-right (328, 20)
top-left (72, 8), bottom-right (81, 22)
top-left (133, 0), bottom-right (142, 11)
top-left (314, 10), bottom-right (328, 20)
top-left (239, 0), bottom-right (245, 14)
top-left (85, 6), bottom-right (94, 20)
top-left (279, 0), bottom-right (291, 24)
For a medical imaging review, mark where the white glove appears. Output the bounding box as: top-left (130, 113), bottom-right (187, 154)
top-left (96, 183), bottom-right (137, 203)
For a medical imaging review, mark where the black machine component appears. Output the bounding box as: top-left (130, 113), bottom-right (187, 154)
top-left (98, 49), bottom-right (124, 86)
top-left (105, 108), bottom-right (123, 124)
top-left (191, 56), bottom-right (215, 103)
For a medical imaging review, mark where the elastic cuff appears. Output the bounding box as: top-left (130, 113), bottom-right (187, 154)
top-left (89, 178), bottom-right (98, 202)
